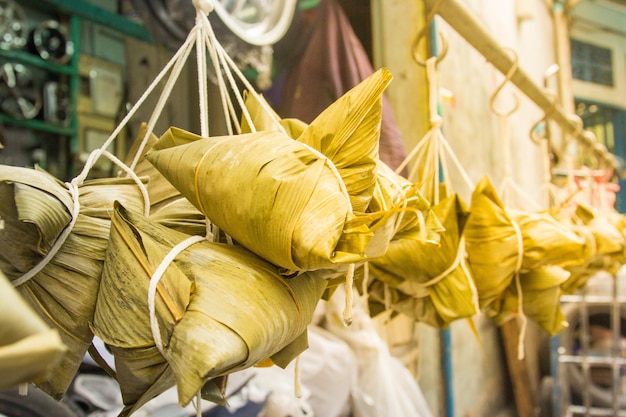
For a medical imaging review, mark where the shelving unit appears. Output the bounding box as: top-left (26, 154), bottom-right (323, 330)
top-left (551, 272), bottom-right (626, 416)
top-left (0, 0), bottom-right (152, 179)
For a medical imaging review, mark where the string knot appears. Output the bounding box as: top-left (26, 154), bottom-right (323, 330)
top-left (430, 114), bottom-right (443, 129)
top-left (193, 0), bottom-right (214, 15)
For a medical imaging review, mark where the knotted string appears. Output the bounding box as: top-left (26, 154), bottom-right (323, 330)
top-left (396, 57), bottom-right (475, 201)
top-left (12, 149), bottom-right (150, 287)
top-left (393, 56), bottom-right (478, 317)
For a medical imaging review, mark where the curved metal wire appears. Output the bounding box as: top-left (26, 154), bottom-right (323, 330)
top-left (411, 0), bottom-right (448, 66)
top-left (489, 47), bottom-right (520, 117)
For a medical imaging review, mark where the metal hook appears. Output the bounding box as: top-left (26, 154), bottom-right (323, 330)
top-left (568, 113), bottom-right (584, 140)
top-left (530, 90), bottom-right (559, 145)
top-left (489, 47), bottom-right (520, 117)
top-left (411, 0), bottom-right (448, 66)
top-left (412, 28), bottom-right (449, 66)
top-left (530, 65), bottom-right (561, 145)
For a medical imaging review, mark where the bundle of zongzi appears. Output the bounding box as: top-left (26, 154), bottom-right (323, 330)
top-left (555, 202), bottom-right (626, 293)
top-left (147, 69), bottom-right (396, 274)
top-left (464, 176), bottom-right (586, 311)
top-left (368, 192), bottom-right (477, 328)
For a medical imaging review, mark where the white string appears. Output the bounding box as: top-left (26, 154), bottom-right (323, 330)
top-left (12, 148), bottom-right (151, 287)
top-left (438, 138), bottom-right (476, 194)
top-left (196, 6), bottom-right (210, 138)
top-left (110, 27), bottom-right (199, 174)
top-left (294, 355), bottom-right (302, 398)
top-left (459, 241), bottom-right (481, 314)
top-left (148, 235), bottom-right (205, 354)
top-left (510, 219), bottom-right (527, 360)
top-left (396, 57), bottom-right (475, 198)
top-left (101, 150), bottom-right (151, 216)
top-left (204, 26), bottom-right (237, 136)
top-left (135, 34), bottom-right (197, 162)
top-left (199, 10), bottom-right (287, 136)
top-left (397, 235), bottom-right (467, 298)
top-left (343, 263), bottom-right (355, 326)
top-left (203, 28), bottom-right (241, 134)
top-left (12, 181), bottom-right (80, 287)
top-left (195, 390), bottom-right (203, 417)
top-left (201, 17), bottom-right (255, 134)
top-left (395, 128), bottom-right (432, 176)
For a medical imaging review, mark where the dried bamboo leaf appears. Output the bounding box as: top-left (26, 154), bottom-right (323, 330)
top-left (369, 194), bottom-right (476, 327)
top-left (464, 176), bottom-right (519, 309)
top-left (465, 176), bottom-right (587, 311)
top-left (0, 270), bottom-right (66, 388)
top-left (369, 160), bottom-right (444, 243)
top-left (92, 203), bottom-right (327, 413)
top-left (242, 69), bottom-right (393, 216)
top-left (554, 203), bottom-right (626, 293)
top-left (0, 164), bottom-right (146, 398)
top-left (491, 265), bottom-right (570, 335)
top-left (147, 128), bottom-right (375, 273)
top-left (295, 69), bottom-right (392, 214)
top-left (123, 123), bottom-right (200, 212)
top-left (148, 197), bottom-right (207, 236)
top-left (507, 208), bottom-right (587, 270)
top-left (0, 168), bottom-right (72, 277)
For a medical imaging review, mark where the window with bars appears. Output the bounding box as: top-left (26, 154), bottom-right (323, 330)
top-left (571, 38), bottom-right (614, 87)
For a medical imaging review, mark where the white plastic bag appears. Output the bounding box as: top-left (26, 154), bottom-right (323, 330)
top-left (323, 286), bottom-right (434, 417)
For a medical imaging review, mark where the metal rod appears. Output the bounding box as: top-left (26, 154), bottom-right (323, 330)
top-left (551, 335), bottom-right (563, 417)
top-left (581, 286), bottom-right (591, 416)
top-left (422, 0), bottom-right (617, 170)
top-left (611, 274), bottom-right (621, 413)
top-left (559, 355), bottom-right (626, 366)
top-left (568, 404), bottom-right (626, 416)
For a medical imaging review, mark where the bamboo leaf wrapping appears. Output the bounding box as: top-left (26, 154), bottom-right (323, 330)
top-left (507, 208), bottom-right (587, 270)
top-left (147, 128), bottom-right (374, 272)
top-left (92, 203), bottom-right (327, 414)
top-left (296, 68), bottom-right (393, 214)
top-left (465, 176), bottom-right (586, 312)
top-left (557, 203), bottom-right (626, 293)
top-left (460, 176), bottom-right (518, 310)
top-left (0, 165), bottom-right (146, 398)
top-left (369, 194), bottom-right (476, 327)
top-left (0, 270), bottom-right (66, 389)
top-left (491, 265), bottom-right (570, 335)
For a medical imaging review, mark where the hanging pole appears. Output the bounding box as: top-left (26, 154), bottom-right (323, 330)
top-left (422, 0), bottom-right (617, 170)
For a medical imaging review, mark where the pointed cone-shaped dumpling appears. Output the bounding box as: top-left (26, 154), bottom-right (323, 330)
top-left (491, 265), bottom-right (570, 335)
top-left (146, 127), bottom-right (373, 273)
top-left (92, 203), bottom-right (328, 412)
top-left (296, 68), bottom-right (392, 213)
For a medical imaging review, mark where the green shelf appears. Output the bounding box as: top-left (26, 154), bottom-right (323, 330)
top-left (0, 114), bottom-right (76, 136)
top-left (0, 49), bottom-right (77, 75)
top-left (2, 0), bottom-right (152, 178)
top-left (24, 0), bottom-right (153, 43)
